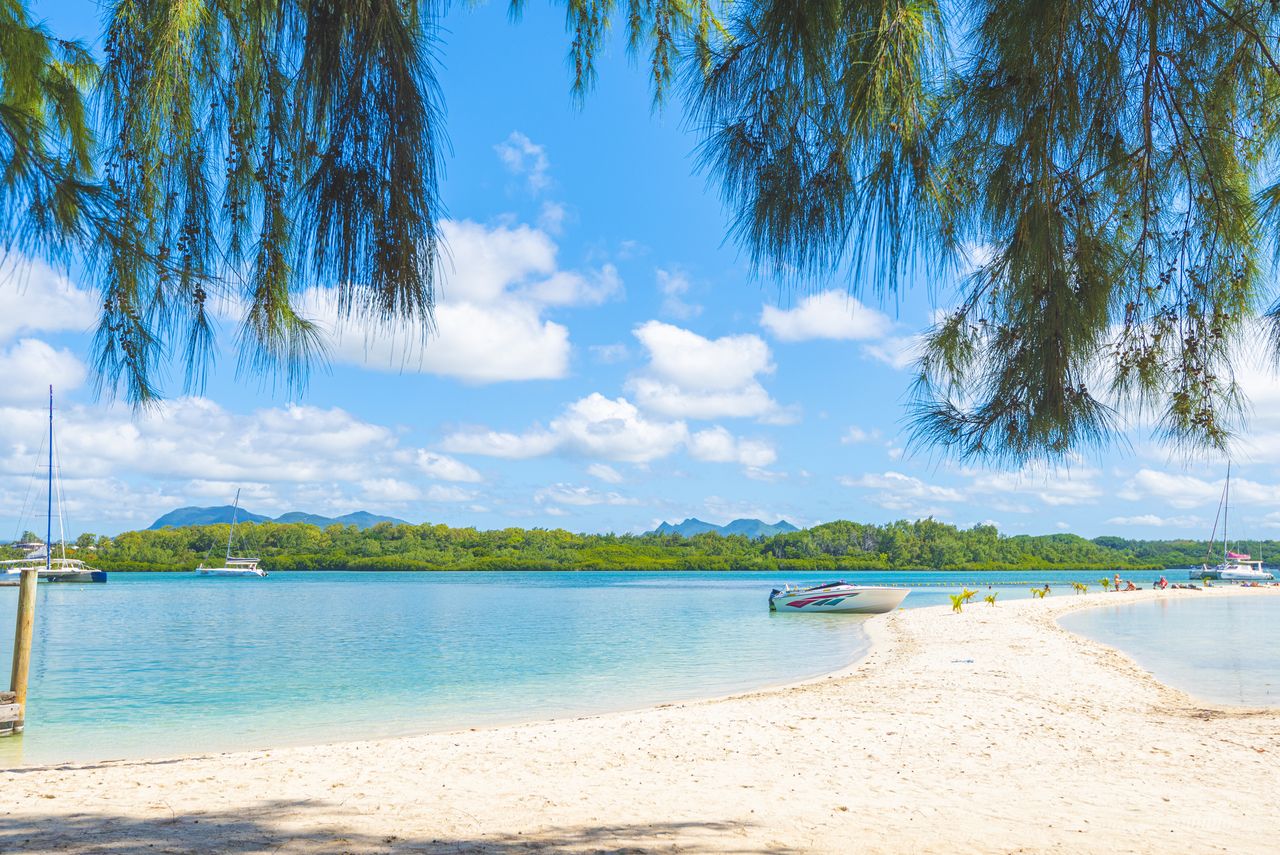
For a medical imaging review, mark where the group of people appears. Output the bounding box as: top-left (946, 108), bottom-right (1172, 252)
top-left (1112, 573), bottom-right (1143, 591)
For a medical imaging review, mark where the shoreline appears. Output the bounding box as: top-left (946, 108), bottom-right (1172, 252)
top-left (3, 587), bottom-right (1279, 852)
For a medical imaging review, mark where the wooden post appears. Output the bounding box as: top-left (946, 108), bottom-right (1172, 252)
top-left (7, 567), bottom-right (38, 732)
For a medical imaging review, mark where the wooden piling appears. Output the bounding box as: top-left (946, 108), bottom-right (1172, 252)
top-left (6, 567), bottom-right (38, 733)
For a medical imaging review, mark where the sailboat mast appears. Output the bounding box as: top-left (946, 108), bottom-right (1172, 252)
top-left (226, 488), bottom-right (241, 561)
top-left (46, 385), bottom-right (52, 575)
top-left (1224, 463), bottom-right (1230, 562)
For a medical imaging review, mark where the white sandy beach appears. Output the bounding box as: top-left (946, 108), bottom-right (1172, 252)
top-left (2, 587), bottom-right (1278, 853)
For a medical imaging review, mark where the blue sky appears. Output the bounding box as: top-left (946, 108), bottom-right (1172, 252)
top-left (2, 1), bottom-right (1275, 539)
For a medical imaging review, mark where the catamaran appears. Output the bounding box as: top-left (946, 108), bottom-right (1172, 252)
top-left (2, 386), bottom-right (106, 584)
top-left (195, 489), bottom-right (267, 578)
top-left (1194, 464), bottom-right (1274, 582)
top-left (769, 581), bottom-right (909, 614)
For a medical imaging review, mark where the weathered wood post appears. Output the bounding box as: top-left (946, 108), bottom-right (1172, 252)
top-left (5, 567), bottom-right (38, 731)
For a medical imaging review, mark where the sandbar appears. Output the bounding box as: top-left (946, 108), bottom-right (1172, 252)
top-left (2, 587), bottom-right (1278, 853)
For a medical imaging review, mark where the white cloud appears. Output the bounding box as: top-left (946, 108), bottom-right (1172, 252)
top-left (441, 393), bottom-right (774, 471)
top-left (0, 256), bottom-right (98, 343)
top-left (0, 339), bottom-right (87, 400)
top-left (760, 291), bottom-right (891, 342)
top-left (589, 343), bottom-right (629, 364)
top-left (294, 219), bottom-right (618, 383)
top-left (442, 395), bottom-right (685, 464)
top-left (841, 426), bottom-right (880, 445)
top-left (538, 201), bottom-right (568, 234)
top-left (534, 483), bottom-right (639, 507)
top-left (424, 484), bottom-right (479, 503)
top-left (416, 451), bottom-right (483, 483)
top-left (964, 466), bottom-right (1103, 507)
top-left (626, 321), bottom-right (784, 421)
top-left (494, 131), bottom-right (550, 192)
top-left (688, 426), bottom-right (776, 467)
top-left (862, 335), bottom-right (922, 370)
top-left (586, 463), bottom-right (624, 484)
top-left (1106, 513), bottom-right (1203, 528)
top-left (656, 268), bottom-right (702, 319)
top-left (840, 471), bottom-right (965, 504)
top-left (361, 478), bottom-right (421, 503)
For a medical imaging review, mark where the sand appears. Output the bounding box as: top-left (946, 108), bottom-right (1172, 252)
top-left (2, 586), bottom-right (1279, 854)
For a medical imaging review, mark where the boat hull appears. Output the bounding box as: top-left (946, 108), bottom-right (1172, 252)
top-left (770, 585), bottom-right (908, 614)
top-left (40, 570), bottom-right (107, 583)
top-left (195, 567), bottom-right (267, 578)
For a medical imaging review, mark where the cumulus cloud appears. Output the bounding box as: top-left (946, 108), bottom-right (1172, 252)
top-left (586, 463), bottom-right (624, 483)
top-left (1106, 513), bottom-right (1203, 528)
top-left (839, 471), bottom-right (965, 506)
top-left (656, 268), bottom-right (702, 319)
top-left (840, 426), bottom-right (880, 444)
top-left (415, 451), bottom-right (483, 483)
top-left (688, 426), bottom-right (776, 467)
top-left (294, 219), bottom-right (617, 383)
top-left (626, 321), bottom-right (785, 421)
top-left (441, 393), bottom-right (774, 473)
top-left (0, 339), bottom-right (87, 400)
top-left (534, 483), bottom-right (639, 507)
top-left (494, 131), bottom-right (550, 192)
top-left (760, 291), bottom-right (891, 342)
top-left (0, 397), bottom-right (503, 531)
top-left (0, 256), bottom-right (98, 343)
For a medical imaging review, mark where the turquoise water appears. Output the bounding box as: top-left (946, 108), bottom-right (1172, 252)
top-left (1060, 595), bottom-right (1280, 707)
top-left (0, 570), bottom-right (1168, 766)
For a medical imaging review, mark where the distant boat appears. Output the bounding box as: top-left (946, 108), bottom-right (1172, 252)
top-left (195, 489), bottom-right (267, 578)
top-left (1194, 465), bottom-right (1274, 582)
top-left (769, 581), bottom-right (908, 614)
top-left (3, 386), bottom-right (106, 584)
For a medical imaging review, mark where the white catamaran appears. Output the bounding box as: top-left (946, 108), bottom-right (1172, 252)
top-left (2, 386), bottom-right (106, 584)
top-left (1194, 465), bottom-right (1274, 582)
top-left (195, 489), bottom-right (267, 578)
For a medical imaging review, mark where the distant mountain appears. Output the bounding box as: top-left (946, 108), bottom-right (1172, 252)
top-left (148, 506), bottom-right (408, 531)
top-left (148, 506), bottom-right (272, 529)
top-left (651, 517), bottom-right (800, 539)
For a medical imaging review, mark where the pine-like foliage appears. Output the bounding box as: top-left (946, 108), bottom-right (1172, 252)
top-left (0, 0), bottom-right (98, 257)
top-left (691, 0), bottom-right (1280, 461)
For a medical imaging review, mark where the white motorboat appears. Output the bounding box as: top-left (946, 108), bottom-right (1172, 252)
top-left (1191, 465), bottom-right (1274, 582)
top-left (769, 581), bottom-right (908, 614)
top-left (195, 489), bottom-right (267, 578)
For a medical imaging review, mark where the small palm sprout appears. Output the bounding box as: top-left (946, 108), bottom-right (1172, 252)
top-left (949, 593), bottom-right (966, 613)
top-left (985, 592), bottom-right (998, 607)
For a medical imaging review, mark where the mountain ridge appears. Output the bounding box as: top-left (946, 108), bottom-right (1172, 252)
top-left (650, 517), bottom-right (800, 539)
top-left (148, 506), bottom-right (409, 531)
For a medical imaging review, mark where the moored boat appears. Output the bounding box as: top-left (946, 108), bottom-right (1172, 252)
top-left (194, 489), bottom-right (267, 578)
top-left (1192, 465), bottom-right (1275, 582)
top-left (1, 558), bottom-right (107, 584)
top-left (769, 581), bottom-right (908, 614)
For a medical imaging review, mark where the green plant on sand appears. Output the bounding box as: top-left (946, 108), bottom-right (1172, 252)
top-left (985, 592), bottom-right (998, 606)
top-left (949, 593), bottom-right (966, 613)
top-left (1099, 577), bottom-right (1112, 592)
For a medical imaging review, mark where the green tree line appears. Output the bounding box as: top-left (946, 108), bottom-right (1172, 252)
top-left (44, 518), bottom-right (1265, 573)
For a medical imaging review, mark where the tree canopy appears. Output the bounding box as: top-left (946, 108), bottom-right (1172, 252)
top-left (5, 1), bottom-right (1280, 461)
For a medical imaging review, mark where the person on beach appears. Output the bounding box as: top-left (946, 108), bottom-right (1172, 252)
top-left (1125, 580), bottom-right (1137, 591)
top-left (1156, 576), bottom-right (1168, 589)
top-left (1113, 573), bottom-right (1122, 591)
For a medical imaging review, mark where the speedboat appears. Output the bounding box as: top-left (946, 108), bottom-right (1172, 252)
top-left (769, 581), bottom-right (908, 614)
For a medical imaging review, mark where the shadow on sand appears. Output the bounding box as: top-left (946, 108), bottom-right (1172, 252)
top-left (0, 799), bottom-right (794, 854)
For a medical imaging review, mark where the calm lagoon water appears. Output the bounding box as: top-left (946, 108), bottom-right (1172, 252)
top-left (1060, 595), bottom-right (1280, 708)
top-left (0, 569), bottom-right (1168, 765)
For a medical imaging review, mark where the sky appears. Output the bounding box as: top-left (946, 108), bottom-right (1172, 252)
top-left (2, 1), bottom-right (1278, 540)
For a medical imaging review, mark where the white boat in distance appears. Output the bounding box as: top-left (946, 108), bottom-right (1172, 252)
top-left (195, 489), bottom-right (267, 578)
top-left (1193, 465), bottom-right (1275, 582)
top-left (769, 582), bottom-right (908, 614)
